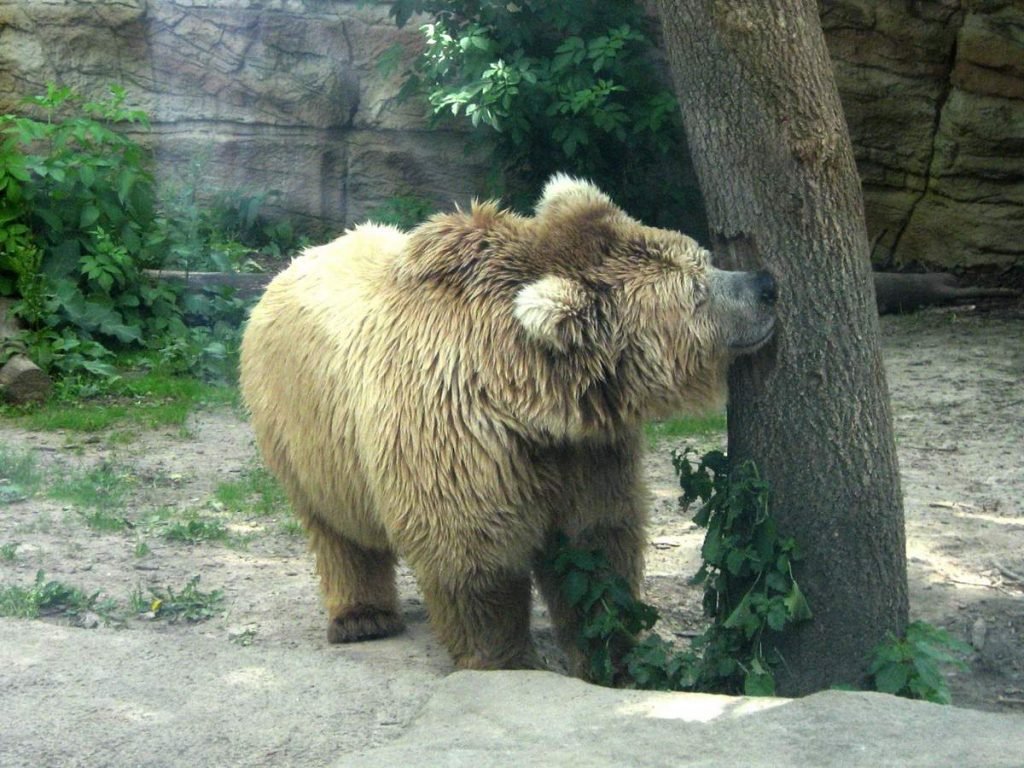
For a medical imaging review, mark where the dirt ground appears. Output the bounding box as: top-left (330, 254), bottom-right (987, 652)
top-left (1, 303), bottom-right (1022, 731)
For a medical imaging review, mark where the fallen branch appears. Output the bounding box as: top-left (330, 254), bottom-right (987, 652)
top-left (994, 561), bottom-right (1024, 586)
top-left (142, 269), bottom-right (274, 298)
top-left (874, 272), bottom-right (1021, 315)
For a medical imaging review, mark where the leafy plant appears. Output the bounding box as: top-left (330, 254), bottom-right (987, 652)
top-left (0, 570), bottom-right (113, 620)
top-left (1, 84), bottom-right (282, 388)
top-left (0, 85), bottom-right (185, 376)
top-left (548, 537), bottom-right (661, 686)
top-left (385, 0), bottom-right (702, 226)
top-left (161, 516), bottom-right (231, 545)
top-left (364, 194), bottom-right (437, 230)
top-left (0, 446), bottom-right (43, 502)
top-left (867, 621), bottom-right (971, 704)
top-left (157, 156), bottom-right (300, 271)
top-left (551, 447), bottom-right (811, 694)
top-left (144, 575), bottom-right (223, 623)
top-left (676, 448), bottom-right (812, 696)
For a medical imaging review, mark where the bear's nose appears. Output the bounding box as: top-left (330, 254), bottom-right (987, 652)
top-left (755, 270), bottom-right (777, 306)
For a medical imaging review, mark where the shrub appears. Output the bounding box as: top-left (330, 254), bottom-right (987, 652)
top-left (0, 85), bottom-right (183, 376)
top-left (385, 0), bottom-right (703, 228)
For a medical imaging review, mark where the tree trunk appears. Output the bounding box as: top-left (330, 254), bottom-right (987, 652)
top-left (655, 0), bottom-right (909, 694)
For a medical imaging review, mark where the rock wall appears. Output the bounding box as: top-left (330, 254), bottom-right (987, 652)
top-left (0, 0), bottom-right (488, 232)
top-left (0, 0), bottom-right (1021, 270)
top-left (822, 0), bottom-right (1023, 270)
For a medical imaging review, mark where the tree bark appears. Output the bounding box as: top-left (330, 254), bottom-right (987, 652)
top-left (655, 0), bottom-right (908, 694)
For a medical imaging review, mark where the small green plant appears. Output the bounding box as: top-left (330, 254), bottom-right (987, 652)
top-left (364, 195), bottom-right (437, 230)
top-left (867, 621), bottom-right (971, 705)
top-left (0, 570), bottom-right (110, 620)
top-left (133, 538), bottom-right (150, 558)
top-left (0, 542), bottom-right (20, 562)
top-left (676, 448), bottom-right (812, 696)
top-left (213, 464), bottom-right (289, 517)
top-left (161, 516), bottom-right (230, 545)
top-left (49, 461), bottom-right (131, 512)
top-left (145, 575), bottom-right (223, 623)
top-left (78, 508), bottom-right (131, 533)
top-left (0, 446), bottom-right (42, 502)
top-left (548, 537), bottom-right (661, 686)
top-left (552, 447), bottom-right (811, 695)
top-left (280, 519), bottom-right (305, 537)
top-left (643, 412), bottom-right (726, 447)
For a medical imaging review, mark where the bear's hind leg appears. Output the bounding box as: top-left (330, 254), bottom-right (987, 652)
top-left (418, 569), bottom-right (540, 671)
top-left (305, 516), bottom-right (405, 643)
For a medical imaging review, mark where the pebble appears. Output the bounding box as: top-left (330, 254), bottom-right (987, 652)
top-left (971, 617), bottom-right (987, 651)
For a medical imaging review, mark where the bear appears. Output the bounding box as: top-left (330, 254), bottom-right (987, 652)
top-left (239, 174), bottom-right (776, 677)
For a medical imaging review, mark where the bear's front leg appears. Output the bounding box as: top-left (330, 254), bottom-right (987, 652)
top-left (534, 520), bottom-right (647, 682)
top-left (417, 568), bottom-right (541, 671)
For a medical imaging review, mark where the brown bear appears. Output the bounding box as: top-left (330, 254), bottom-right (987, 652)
top-left (239, 175), bottom-right (776, 676)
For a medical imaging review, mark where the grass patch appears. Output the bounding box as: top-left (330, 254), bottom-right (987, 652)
top-left (78, 509), bottom-right (132, 533)
top-left (214, 464), bottom-right (289, 517)
top-left (0, 542), bottom-right (20, 562)
top-left (144, 507), bottom-right (246, 547)
top-left (0, 570), bottom-right (116, 621)
top-left (280, 519), bottom-right (305, 537)
top-left (0, 446), bottom-right (44, 502)
top-left (1, 363), bottom-right (235, 433)
top-left (162, 517), bottom-right (231, 545)
top-left (644, 412), bottom-right (727, 445)
top-left (49, 462), bottom-right (131, 513)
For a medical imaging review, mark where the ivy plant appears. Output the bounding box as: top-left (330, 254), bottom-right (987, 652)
top-left (550, 447), bottom-right (812, 695)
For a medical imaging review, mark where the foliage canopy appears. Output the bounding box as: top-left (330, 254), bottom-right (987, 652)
top-left (385, 0), bottom-right (703, 228)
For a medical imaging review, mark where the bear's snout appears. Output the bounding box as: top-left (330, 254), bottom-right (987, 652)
top-left (708, 267), bottom-right (777, 354)
top-left (754, 270), bottom-right (777, 307)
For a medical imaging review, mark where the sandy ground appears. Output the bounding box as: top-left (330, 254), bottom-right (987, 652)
top-left (1, 304), bottom-right (1022, 762)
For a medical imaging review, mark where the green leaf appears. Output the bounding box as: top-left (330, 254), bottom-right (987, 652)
top-left (80, 205), bottom-right (100, 228)
top-left (873, 663), bottom-right (909, 695)
top-left (783, 582), bottom-right (812, 622)
top-left (744, 669), bottom-right (776, 697)
top-left (561, 569), bottom-right (589, 607)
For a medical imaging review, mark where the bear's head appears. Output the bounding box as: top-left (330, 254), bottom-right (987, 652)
top-left (513, 174), bottom-right (776, 430)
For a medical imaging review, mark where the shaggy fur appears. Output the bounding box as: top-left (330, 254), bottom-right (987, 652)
top-left (239, 175), bottom-right (774, 675)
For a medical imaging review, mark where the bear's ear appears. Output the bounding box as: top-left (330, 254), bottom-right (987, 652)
top-left (514, 275), bottom-right (593, 353)
top-left (534, 173), bottom-right (616, 219)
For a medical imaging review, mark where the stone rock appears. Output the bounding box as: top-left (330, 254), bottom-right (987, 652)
top-left (341, 670), bottom-right (1024, 768)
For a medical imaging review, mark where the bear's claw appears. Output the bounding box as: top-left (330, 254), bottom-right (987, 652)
top-left (328, 606), bottom-right (405, 643)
